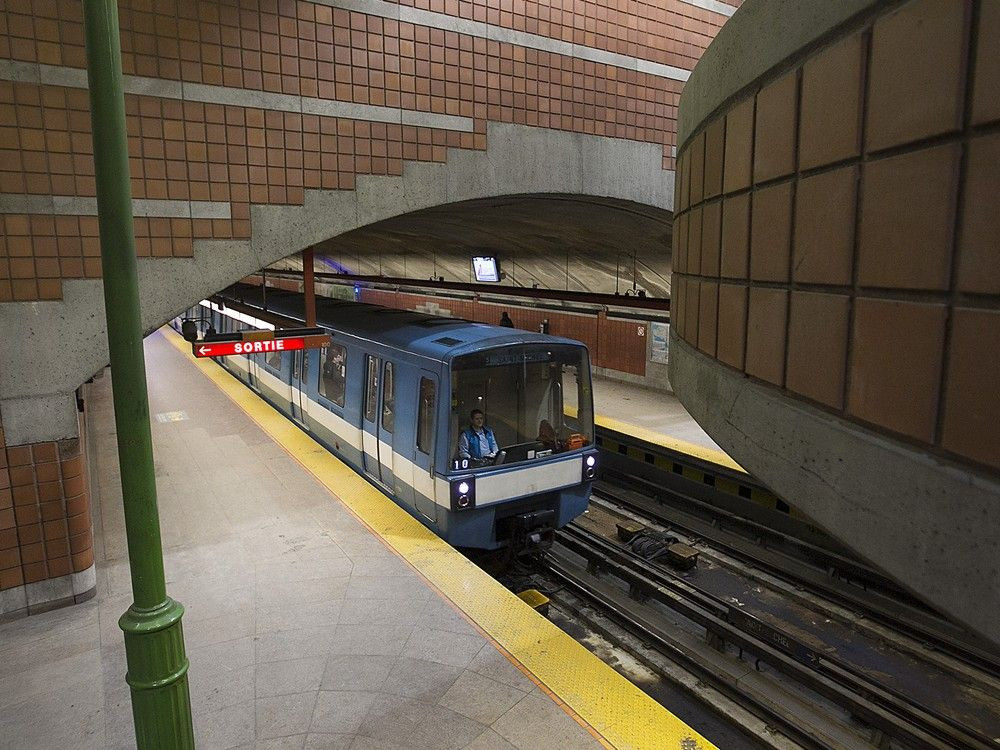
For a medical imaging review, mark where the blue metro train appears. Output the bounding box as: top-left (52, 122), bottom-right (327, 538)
top-left (173, 284), bottom-right (597, 550)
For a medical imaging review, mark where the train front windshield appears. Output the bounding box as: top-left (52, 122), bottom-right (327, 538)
top-left (450, 345), bottom-right (594, 469)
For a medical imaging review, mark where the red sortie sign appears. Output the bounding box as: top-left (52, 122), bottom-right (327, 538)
top-left (191, 331), bottom-right (329, 358)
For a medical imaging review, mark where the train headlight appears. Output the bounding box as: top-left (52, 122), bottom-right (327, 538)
top-left (582, 452), bottom-right (598, 481)
top-left (451, 476), bottom-right (476, 511)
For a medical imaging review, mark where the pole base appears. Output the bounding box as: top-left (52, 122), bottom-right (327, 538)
top-left (119, 597), bottom-right (196, 749)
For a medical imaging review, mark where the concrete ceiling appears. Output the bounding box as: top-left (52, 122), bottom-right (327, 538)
top-left (270, 194), bottom-right (674, 298)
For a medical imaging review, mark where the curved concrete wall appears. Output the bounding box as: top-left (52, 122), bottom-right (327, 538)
top-left (670, 0), bottom-right (1000, 644)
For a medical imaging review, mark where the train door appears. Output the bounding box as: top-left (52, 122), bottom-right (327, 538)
top-left (289, 350), bottom-right (308, 423)
top-left (377, 360), bottom-right (395, 489)
top-left (361, 354), bottom-right (383, 482)
top-left (413, 372), bottom-right (438, 522)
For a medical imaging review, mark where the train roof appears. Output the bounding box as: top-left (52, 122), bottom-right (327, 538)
top-left (219, 284), bottom-right (587, 362)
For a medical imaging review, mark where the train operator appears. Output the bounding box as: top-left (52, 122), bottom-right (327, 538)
top-left (458, 409), bottom-right (499, 462)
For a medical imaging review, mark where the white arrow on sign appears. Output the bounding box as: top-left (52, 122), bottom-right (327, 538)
top-left (198, 346), bottom-right (211, 356)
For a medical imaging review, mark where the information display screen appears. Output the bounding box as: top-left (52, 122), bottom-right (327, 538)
top-left (472, 256), bottom-right (500, 282)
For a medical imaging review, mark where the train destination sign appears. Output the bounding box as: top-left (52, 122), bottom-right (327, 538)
top-left (192, 328), bottom-right (330, 359)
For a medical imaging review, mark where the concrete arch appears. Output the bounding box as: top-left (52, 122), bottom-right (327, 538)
top-left (0, 122), bottom-right (672, 443)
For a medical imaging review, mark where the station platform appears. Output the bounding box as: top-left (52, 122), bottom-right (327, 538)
top-left (0, 328), bottom-right (711, 749)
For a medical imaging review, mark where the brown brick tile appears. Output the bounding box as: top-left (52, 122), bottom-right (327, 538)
top-left (0, 509), bottom-right (14, 531)
top-left (67, 512), bottom-right (89, 537)
top-left (745, 287), bottom-right (788, 385)
top-left (62, 474), bottom-right (86, 498)
top-left (0, 528), bottom-right (17, 550)
top-left (684, 277), bottom-right (701, 346)
top-left (687, 205), bottom-right (703, 277)
top-left (858, 143), bottom-right (958, 290)
top-left (754, 71), bottom-right (797, 183)
top-left (689, 129), bottom-right (706, 206)
top-left (697, 281), bottom-right (718, 357)
top-left (9, 464), bottom-right (34, 487)
top-left (12, 484), bottom-right (37, 506)
top-left (703, 116), bottom-right (725, 200)
top-left (941, 308), bottom-right (1000, 470)
top-left (957, 133), bottom-right (1000, 294)
top-left (31, 443), bottom-right (57, 462)
top-left (37, 480), bottom-right (62, 503)
top-left (72, 547), bottom-right (94, 572)
top-left (7, 446), bottom-right (32, 467)
top-left (0, 566), bottom-right (24, 590)
top-left (723, 97), bottom-right (754, 194)
top-left (750, 181), bottom-right (793, 282)
top-left (69, 530), bottom-right (92, 555)
top-left (799, 33), bottom-right (863, 170)
top-left (20, 542), bottom-right (44, 564)
top-left (47, 556), bottom-right (71, 578)
top-left (866, 0), bottom-right (966, 151)
top-left (673, 211), bottom-right (688, 274)
top-left (700, 200), bottom-right (722, 277)
top-left (848, 298), bottom-right (946, 442)
top-left (672, 276), bottom-right (686, 340)
top-left (0, 548), bottom-right (20, 570)
top-left (34, 461), bottom-right (60, 484)
top-left (972, 0), bottom-right (1000, 125)
top-left (786, 292), bottom-right (850, 409)
top-left (23, 561), bottom-right (48, 584)
top-left (721, 193), bottom-right (750, 279)
top-left (677, 150), bottom-right (690, 212)
top-left (793, 166), bottom-right (858, 285)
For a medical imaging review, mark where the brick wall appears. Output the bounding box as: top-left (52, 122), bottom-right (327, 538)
top-left (0, 407), bottom-right (95, 615)
top-left (360, 287), bottom-right (649, 376)
top-left (0, 0), bottom-right (739, 301)
top-left (672, 0), bottom-right (1000, 473)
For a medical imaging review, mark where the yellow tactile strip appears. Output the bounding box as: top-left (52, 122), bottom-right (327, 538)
top-left (161, 326), bottom-right (716, 750)
top-left (594, 413), bottom-right (747, 475)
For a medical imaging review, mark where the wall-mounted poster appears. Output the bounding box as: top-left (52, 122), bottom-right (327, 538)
top-left (650, 322), bottom-right (669, 364)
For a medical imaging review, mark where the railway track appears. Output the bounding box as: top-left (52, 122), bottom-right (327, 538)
top-left (595, 425), bottom-right (1000, 675)
top-left (544, 518), bottom-right (1000, 750)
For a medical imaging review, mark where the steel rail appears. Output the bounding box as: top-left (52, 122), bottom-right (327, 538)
top-left (554, 524), bottom-right (996, 750)
top-left (598, 446), bottom-right (1000, 675)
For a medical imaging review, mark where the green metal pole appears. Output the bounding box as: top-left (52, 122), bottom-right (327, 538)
top-left (81, 1), bottom-right (195, 746)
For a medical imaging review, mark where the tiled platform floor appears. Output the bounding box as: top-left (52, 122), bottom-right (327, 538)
top-left (592, 377), bottom-right (725, 454)
top-left (0, 330), bottom-right (603, 749)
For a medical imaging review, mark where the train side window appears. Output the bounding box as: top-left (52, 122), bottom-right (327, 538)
top-left (364, 356), bottom-right (378, 422)
top-left (381, 362), bottom-right (395, 433)
top-left (319, 344), bottom-right (347, 407)
top-left (266, 348), bottom-right (282, 372)
top-left (417, 377), bottom-right (435, 453)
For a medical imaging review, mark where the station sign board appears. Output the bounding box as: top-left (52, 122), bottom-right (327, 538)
top-left (192, 327), bottom-right (330, 358)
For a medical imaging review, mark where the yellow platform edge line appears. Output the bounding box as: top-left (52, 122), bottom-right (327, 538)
top-left (159, 327), bottom-right (716, 750)
top-left (594, 413), bottom-right (747, 475)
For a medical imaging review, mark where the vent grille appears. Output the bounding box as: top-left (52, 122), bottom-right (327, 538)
top-left (433, 336), bottom-right (463, 346)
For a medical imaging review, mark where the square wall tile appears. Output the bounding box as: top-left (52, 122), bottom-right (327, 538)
top-left (721, 193), bottom-right (750, 279)
top-left (799, 33), bottom-right (862, 170)
top-left (972, 0), bottom-right (1000, 125)
top-left (745, 287), bottom-right (788, 386)
top-left (672, 276), bottom-right (686, 339)
top-left (717, 283), bottom-right (747, 370)
top-left (957, 133), bottom-right (1000, 294)
top-left (700, 200), bottom-right (722, 277)
top-left (685, 277), bottom-right (701, 346)
top-left (848, 298), bottom-right (946, 442)
top-left (703, 116), bottom-right (725, 199)
top-left (858, 143), bottom-right (959, 290)
top-left (673, 211), bottom-right (689, 274)
top-left (697, 281), bottom-right (718, 357)
top-left (689, 130), bottom-right (706, 206)
top-left (672, 276), bottom-right (686, 341)
top-left (687, 205), bottom-right (703, 277)
top-left (941, 308), bottom-right (1000, 470)
top-left (723, 97), bottom-right (754, 194)
top-left (678, 150), bottom-right (691, 212)
top-left (786, 292), bottom-right (850, 409)
top-left (750, 181), bottom-right (793, 282)
top-left (793, 165), bottom-right (858, 286)
top-left (866, 0), bottom-right (966, 151)
top-left (753, 71), bottom-right (797, 183)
